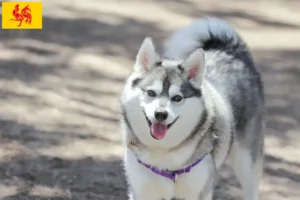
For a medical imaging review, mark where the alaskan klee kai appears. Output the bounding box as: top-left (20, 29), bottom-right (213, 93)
top-left (120, 17), bottom-right (265, 200)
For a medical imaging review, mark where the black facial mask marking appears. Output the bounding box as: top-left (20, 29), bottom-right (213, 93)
top-left (180, 82), bottom-right (201, 98)
top-left (161, 76), bottom-right (171, 97)
top-left (132, 78), bottom-right (142, 88)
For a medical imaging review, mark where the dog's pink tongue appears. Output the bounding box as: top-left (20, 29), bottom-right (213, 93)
top-left (151, 122), bottom-right (167, 140)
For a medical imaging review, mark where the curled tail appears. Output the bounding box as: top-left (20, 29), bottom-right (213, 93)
top-left (164, 17), bottom-right (248, 61)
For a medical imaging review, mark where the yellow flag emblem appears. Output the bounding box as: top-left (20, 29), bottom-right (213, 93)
top-left (2, 2), bottom-right (42, 29)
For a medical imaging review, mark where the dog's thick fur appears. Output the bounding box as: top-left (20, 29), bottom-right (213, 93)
top-left (120, 17), bottom-right (265, 200)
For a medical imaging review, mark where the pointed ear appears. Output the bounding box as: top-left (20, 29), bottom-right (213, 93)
top-left (181, 49), bottom-right (205, 81)
top-left (134, 37), bottom-right (158, 73)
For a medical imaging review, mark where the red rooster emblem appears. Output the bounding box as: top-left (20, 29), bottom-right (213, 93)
top-left (10, 4), bottom-right (32, 27)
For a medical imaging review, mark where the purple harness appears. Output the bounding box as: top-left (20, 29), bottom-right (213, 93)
top-left (137, 156), bottom-right (205, 182)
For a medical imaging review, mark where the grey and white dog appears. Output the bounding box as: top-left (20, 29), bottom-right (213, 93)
top-left (120, 17), bottom-right (264, 200)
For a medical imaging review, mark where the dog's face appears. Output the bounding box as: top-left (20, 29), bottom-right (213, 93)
top-left (139, 66), bottom-right (203, 140)
top-left (122, 37), bottom-right (206, 148)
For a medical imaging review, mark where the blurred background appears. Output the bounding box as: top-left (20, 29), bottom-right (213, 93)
top-left (0, 0), bottom-right (300, 199)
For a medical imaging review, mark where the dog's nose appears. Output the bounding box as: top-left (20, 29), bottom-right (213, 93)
top-left (155, 110), bottom-right (168, 121)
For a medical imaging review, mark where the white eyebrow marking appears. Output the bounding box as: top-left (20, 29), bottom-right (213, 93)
top-left (146, 80), bottom-right (163, 94)
top-left (169, 84), bottom-right (181, 97)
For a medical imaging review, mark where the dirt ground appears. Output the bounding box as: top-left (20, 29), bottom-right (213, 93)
top-left (0, 0), bottom-right (300, 199)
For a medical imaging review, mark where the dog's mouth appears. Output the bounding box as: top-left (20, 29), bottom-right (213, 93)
top-left (143, 111), bottom-right (179, 140)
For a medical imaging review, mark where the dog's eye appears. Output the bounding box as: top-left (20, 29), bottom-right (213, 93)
top-left (172, 95), bottom-right (183, 102)
top-left (147, 90), bottom-right (156, 97)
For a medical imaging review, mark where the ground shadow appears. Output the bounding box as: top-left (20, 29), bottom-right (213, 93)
top-left (0, 117), bottom-right (121, 149)
top-left (0, 12), bottom-right (167, 62)
top-left (0, 155), bottom-right (126, 200)
top-left (253, 49), bottom-right (300, 146)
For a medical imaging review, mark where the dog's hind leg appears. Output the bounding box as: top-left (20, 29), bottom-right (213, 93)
top-left (231, 144), bottom-right (263, 200)
top-left (230, 114), bottom-right (264, 200)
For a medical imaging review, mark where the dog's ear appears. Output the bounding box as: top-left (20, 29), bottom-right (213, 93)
top-left (134, 37), bottom-right (158, 73)
top-left (181, 49), bottom-right (205, 81)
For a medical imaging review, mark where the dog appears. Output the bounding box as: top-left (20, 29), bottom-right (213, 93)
top-left (120, 17), bottom-right (265, 200)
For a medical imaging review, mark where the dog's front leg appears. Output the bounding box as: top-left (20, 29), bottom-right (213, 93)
top-left (125, 150), bottom-right (174, 200)
top-left (127, 175), bottom-right (174, 200)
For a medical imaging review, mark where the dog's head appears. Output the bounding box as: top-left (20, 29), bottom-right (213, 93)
top-left (121, 37), bottom-right (206, 148)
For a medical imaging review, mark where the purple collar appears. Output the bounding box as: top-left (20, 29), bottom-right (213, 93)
top-left (137, 155), bottom-right (206, 182)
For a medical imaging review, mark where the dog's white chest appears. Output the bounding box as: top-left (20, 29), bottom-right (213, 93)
top-left (173, 155), bottom-right (213, 199)
top-left (125, 150), bottom-right (213, 200)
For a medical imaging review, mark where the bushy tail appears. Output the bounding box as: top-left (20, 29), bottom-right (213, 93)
top-left (164, 17), bottom-right (246, 60)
